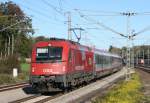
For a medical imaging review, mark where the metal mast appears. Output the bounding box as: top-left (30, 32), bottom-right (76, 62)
top-left (67, 12), bottom-right (72, 40)
top-left (121, 12), bottom-right (137, 80)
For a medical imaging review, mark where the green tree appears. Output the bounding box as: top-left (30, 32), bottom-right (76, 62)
top-left (34, 36), bottom-right (49, 43)
top-left (0, 1), bottom-right (33, 58)
top-left (109, 45), bottom-right (121, 55)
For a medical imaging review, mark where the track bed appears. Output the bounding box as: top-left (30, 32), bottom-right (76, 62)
top-left (136, 68), bottom-right (150, 96)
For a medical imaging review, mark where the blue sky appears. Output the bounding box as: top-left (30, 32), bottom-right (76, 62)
top-left (1, 0), bottom-right (150, 49)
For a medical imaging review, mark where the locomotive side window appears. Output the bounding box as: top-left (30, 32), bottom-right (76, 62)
top-left (36, 47), bottom-right (63, 62)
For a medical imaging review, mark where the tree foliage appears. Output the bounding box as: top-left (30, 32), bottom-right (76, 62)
top-left (0, 55), bottom-right (21, 74)
top-left (0, 1), bottom-right (33, 58)
top-left (109, 45), bottom-right (121, 55)
top-left (34, 36), bottom-right (49, 43)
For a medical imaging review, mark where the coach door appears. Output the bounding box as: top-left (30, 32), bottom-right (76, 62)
top-left (68, 49), bottom-right (75, 72)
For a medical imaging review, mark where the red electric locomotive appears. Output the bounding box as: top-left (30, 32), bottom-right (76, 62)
top-left (30, 38), bottom-right (122, 92)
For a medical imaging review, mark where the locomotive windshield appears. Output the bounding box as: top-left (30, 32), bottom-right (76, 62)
top-left (36, 47), bottom-right (63, 62)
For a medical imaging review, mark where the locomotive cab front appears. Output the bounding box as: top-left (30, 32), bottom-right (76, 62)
top-left (30, 41), bottom-right (69, 92)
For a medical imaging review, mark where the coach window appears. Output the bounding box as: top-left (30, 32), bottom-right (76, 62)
top-left (108, 56), bottom-right (111, 67)
top-left (95, 54), bottom-right (99, 68)
top-left (102, 56), bottom-right (105, 68)
top-left (99, 55), bottom-right (103, 68)
top-left (95, 54), bottom-right (98, 64)
top-left (110, 57), bottom-right (112, 66)
top-left (103, 56), bottom-right (109, 68)
top-left (106, 56), bottom-right (108, 68)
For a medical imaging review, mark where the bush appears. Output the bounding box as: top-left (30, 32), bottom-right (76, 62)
top-left (0, 72), bottom-right (29, 85)
top-left (20, 57), bottom-right (26, 63)
top-left (21, 63), bottom-right (30, 72)
top-left (0, 55), bottom-right (30, 84)
top-left (0, 74), bottom-right (16, 85)
top-left (18, 71), bottom-right (29, 81)
top-left (0, 55), bottom-right (21, 74)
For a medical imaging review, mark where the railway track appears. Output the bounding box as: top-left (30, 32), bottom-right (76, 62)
top-left (135, 65), bottom-right (150, 73)
top-left (0, 82), bottom-right (29, 92)
top-left (136, 68), bottom-right (150, 96)
top-left (9, 83), bottom-right (84, 103)
top-left (9, 85), bottom-right (89, 103)
top-left (9, 91), bottom-right (65, 103)
top-left (29, 93), bottom-right (63, 103)
top-left (9, 94), bottom-right (42, 103)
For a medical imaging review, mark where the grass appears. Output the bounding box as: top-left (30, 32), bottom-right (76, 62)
top-left (21, 63), bottom-right (30, 72)
top-left (20, 63), bottom-right (30, 81)
top-left (93, 73), bottom-right (145, 103)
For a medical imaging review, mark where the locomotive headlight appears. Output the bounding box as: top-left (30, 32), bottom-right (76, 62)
top-left (32, 67), bottom-right (35, 72)
top-left (62, 66), bottom-right (66, 71)
top-left (48, 43), bottom-right (51, 46)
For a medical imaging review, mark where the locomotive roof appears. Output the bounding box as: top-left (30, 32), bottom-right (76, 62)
top-left (49, 38), bottom-right (79, 45)
top-left (49, 38), bottom-right (121, 58)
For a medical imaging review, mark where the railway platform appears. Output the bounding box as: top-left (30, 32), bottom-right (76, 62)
top-left (45, 68), bottom-right (129, 103)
